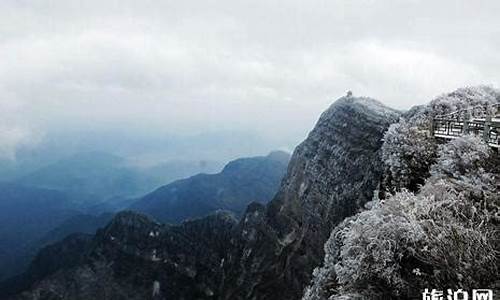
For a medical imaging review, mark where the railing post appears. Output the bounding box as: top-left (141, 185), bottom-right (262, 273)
top-left (462, 111), bottom-right (470, 135)
top-left (430, 118), bottom-right (435, 137)
top-left (483, 114), bottom-right (492, 143)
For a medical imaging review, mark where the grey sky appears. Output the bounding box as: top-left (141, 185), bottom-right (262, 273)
top-left (1, 0), bottom-right (499, 159)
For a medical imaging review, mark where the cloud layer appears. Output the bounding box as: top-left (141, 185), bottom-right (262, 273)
top-left (1, 0), bottom-right (499, 159)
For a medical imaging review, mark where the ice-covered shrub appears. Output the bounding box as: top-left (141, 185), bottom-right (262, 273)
top-left (334, 192), bottom-right (424, 295)
top-left (428, 86), bottom-right (499, 117)
top-left (381, 120), bottom-right (437, 193)
top-left (429, 135), bottom-right (499, 223)
top-left (380, 86), bottom-right (499, 196)
top-left (304, 135), bottom-right (499, 300)
top-left (432, 135), bottom-right (492, 179)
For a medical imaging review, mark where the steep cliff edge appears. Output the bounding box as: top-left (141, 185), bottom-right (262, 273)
top-left (222, 96), bottom-right (400, 299)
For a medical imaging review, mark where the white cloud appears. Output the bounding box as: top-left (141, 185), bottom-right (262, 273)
top-left (0, 0), bottom-right (499, 156)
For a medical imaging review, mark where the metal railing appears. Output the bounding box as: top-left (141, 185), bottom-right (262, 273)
top-left (431, 103), bottom-right (500, 148)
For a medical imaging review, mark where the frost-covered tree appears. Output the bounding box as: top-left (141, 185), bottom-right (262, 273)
top-left (432, 135), bottom-right (491, 177)
top-left (334, 192), bottom-right (425, 296)
top-left (304, 135), bottom-right (500, 300)
top-left (381, 120), bottom-right (437, 194)
top-left (428, 135), bottom-right (499, 223)
top-left (380, 85), bottom-right (499, 196)
top-left (428, 85), bottom-right (499, 117)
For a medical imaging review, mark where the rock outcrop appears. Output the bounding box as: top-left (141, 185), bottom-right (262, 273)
top-left (11, 211), bottom-right (238, 300)
top-left (221, 96), bottom-right (400, 299)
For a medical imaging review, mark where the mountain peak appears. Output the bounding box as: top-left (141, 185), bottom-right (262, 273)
top-left (322, 95), bottom-right (400, 122)
top-left (221, 94), bottom-right (401, 299)
top-left (266, 150), bottom-right (291, 164)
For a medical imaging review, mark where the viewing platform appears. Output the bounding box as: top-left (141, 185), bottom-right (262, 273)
top-left (431, 103), bottom-right (500, 148)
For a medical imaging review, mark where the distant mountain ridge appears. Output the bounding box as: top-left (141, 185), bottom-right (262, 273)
top-left (6, 96), bottom-right (399, 300)
top-left (130, 151), bottom-right (290, 223)
top-left (0, 152), bottom-right (223, 281)
top-left (0, 183), bottom-right (79, 281)
top-left (15, 151), bottom-right (149, 207)
top-left (15, 151), bottom-right (223, 211)
top-left (0, 150), bottom-right (288, 290)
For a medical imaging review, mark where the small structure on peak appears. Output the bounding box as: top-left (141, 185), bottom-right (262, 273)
top-left (346, 90), bottom-right (353, 97)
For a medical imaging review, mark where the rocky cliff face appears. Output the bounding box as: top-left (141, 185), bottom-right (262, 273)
top-left (221, 96), bottom-right (400, 299)
top-left (10, 96), bottom-right (399, 300)
top-left (11, 211), bottom-right (237, 300)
